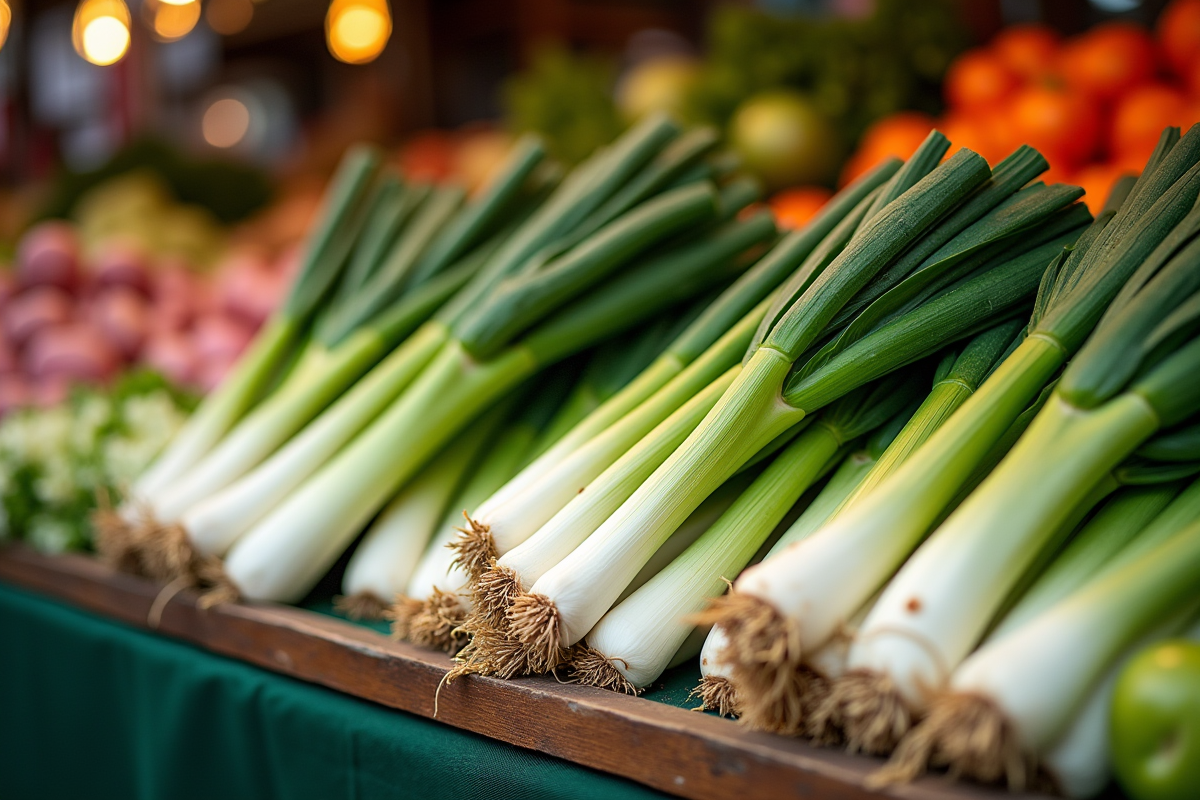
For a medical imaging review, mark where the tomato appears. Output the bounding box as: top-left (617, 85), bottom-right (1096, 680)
top-left (1112, 84), bottom-right (1194, 164)
top-left (1071, 163), bottom-right (1128, 214)
top-left (1158, 0), bottom-right (1200, 77)
top-left (1060, 23), bottom-right (1158, 102)
top-left (729, 90), bottom-right (839, 189)
top-left (839, 112), bottom-right (934, 186)
top-left (1009, 85), bottom-right (1101, 170)
top-left (399, 130), bottom-right (456, 182)
top-left (938, 112), bottom-right (1006, 165)
top-left (1111, 639), bottom-right (1200, 800)
top-left (768, 186), bottom-right (832, 230)
top-left (992, 24), bottom-right (1060, 80)
top-left (944, 50), bottom-right (1019, 110)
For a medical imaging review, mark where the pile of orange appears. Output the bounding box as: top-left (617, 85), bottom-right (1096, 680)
top-left (837, 1), bottom-right (1200, 214)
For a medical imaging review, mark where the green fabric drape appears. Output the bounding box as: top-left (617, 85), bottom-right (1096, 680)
top-left (0, 582), bottom-right (667, 800)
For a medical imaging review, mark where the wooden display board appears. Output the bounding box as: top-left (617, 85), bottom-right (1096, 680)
top-left (0, 545), bottom-right (1051, 800)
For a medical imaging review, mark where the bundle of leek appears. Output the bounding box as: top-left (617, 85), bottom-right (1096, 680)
top-left (392, 320), bottom-right (696, 647)
top-left (96, 145), bottom-right (386, 570)
top-left (498, 132), bottom-right (1091, 675)
top-left (704, 126), bottom-right (1200, 749)
top-left (692, 321), bottom-right (1022, 725)
top-left (874, 485), bottom-right (1200, 789)
top-left (572, 370), bottom-right (929, 695)
top-left (832, 144), bottom-right (1200, 757)
top-left (208, 134), bottom-right (779, 605)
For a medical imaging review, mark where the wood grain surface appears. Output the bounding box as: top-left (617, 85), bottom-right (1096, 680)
top-left (0, 545), bottom-right (1053, 800)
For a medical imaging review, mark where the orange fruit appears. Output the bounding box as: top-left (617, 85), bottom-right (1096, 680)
top-left (938, 112), bottom-right (1005, 165)
top-left (769, 186), bottom-right (833, 230)
top-left (992, 24), bottom-right (1060, 80)
top-left (944, 49), bottom-right (1019, 110)
top-left (1071, 163), bottom-right (1128, 214)
top-left (1112, 83), bottom-right (1194, 164)
top-left (1158, 0), bottom-right (1200, 77)
top-left (1009, 85), bottom-right (1102, 170)
top-left (1059, 23), bottom-right (1158, 102)
top-left (840, 112), bottom-right (935, 186)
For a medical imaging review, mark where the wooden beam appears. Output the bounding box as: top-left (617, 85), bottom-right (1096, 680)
top-left (0, 545), bottom-right (1049, 800)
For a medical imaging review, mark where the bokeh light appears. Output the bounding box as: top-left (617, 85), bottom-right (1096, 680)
top-left (206, 0), bottom-right (255, 36)
top-left (326, 0), bottom-right (391, 65)
top-left (72, 0), bottom-right (132, 66)
top-left (202, 96), bottom-right (252, 148)
top-left (147, 0), bottom-right (201, 41)
top-left (0, 1), bottom-right (11, 53)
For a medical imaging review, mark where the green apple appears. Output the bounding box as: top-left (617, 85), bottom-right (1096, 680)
top-left (728, 90), bottom-right (838, 190)
top-left (1110, 639), bottom-right (1200, 800)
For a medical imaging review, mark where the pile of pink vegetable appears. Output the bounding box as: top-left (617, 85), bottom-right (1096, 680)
top-left (0, 221), bottom-right (296, 415)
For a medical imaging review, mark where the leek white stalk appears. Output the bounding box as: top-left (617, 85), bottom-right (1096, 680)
top-left (695, 446), bottom-right (877, 714)
top-left (180, 322), bottom-right (450, 557)
top-left (486, 368), bottom-right (737, 620)
top-left (339, 407), bottom-right (507, 615)
top-left (875, 520), bottom-right (1200, 789)
top-left (470, 311), bottom-right (759, 580)
top-left (580, 416), bottom-right (855, 691)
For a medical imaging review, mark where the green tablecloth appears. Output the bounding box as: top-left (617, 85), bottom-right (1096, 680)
top-left (0, 582), bottom-right (669, 800)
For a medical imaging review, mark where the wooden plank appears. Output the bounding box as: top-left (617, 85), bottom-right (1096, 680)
top-left (0, 545), bottom-right (1047, 800)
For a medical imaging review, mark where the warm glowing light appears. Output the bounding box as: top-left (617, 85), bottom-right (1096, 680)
top-left (73, 0), bottom-right (132, 66)
top-left (148, 0), bottom-right (200, 41)
top-left (158, 0), bottom-right (195, 5)
top-left (0, 2), bottom-right (11, 52)
top-left (326, 0), bottom-right (391, 65)
top-left (206, 0), bottom-right (254, 35)
top-left (203, 97), bottom-right (252, 148)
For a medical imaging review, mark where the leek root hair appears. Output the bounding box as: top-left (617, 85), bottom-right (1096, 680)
top-left (139, 522), bottom-right (195, 584)
top-left (386, 595), bottom-right (425, 639)
top-left (195, 556), bottom-right (240, 608)
top-left (472, 562), bottom-right (525, 629)
top-left (408, 587), bottom-right (469, 653)
top-left (821, 670), bottom-right (914, 755)
top-left (868, 692), bottom-right (1031, 790)
top-left (569, 644), bottom-right (640, 695)
top-left (449, 513), bottom-right (496, 582)
top-left (692, 591), bottom-right (804, 732)
top-left (452, 625), bottom-right (539, 680)
top-left (334, 591), bottom-right (391, 620)
top-left (507, 591), bottom-right (567, 671)
top-left (689, 675), bottom-right (740, 717)
top-left (92, 491), bottom-right (142, 574)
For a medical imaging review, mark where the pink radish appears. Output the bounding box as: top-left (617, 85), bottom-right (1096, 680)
top-left (90, 287), bottom-right (149, 359)
top-left (24, 324), bottom-right (119, 383)
top-left (90, 241), bottom-right (151, 296)
top-left (3, 287), bottom-right (74, 347)
top-left (217, 254), bottom-right (284, 327)
top-left (16, 221), bottom-right (79, 290)
top-left (142, 333), bottom-right (198, 387)
top-left (192, 314), bottom-right (253, 364)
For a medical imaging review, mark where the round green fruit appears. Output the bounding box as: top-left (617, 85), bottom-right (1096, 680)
top-left (728, 90), bottom-right (838, 189)
top-left (1110, 639), bottom-right (1200, 800)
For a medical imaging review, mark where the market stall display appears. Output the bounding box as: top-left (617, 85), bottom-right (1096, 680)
top-left (3, 5), bottom-right (1200, 800)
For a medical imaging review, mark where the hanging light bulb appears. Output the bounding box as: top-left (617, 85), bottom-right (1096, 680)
top-left (0, 1), bottom-right (11, 53)
top-left (143, 0), bottom-right (201, 41)
top-left (326, 0), bottom-right (391, 65)
top-left (72, 0), bottom-right (132, 66)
